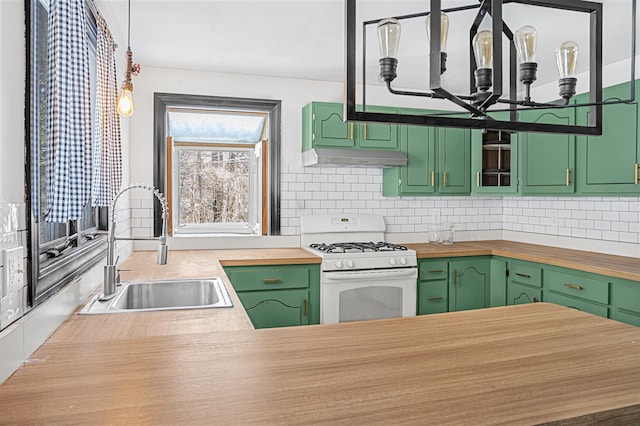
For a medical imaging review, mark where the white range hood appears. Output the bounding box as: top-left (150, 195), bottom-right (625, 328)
top-left (302, 148), bottom-right (408, 168)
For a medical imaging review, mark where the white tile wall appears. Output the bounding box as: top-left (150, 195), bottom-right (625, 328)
top-left (0, 203), bottom-right (27, 332)
top-left (130, 165), bottom-right (640, 248)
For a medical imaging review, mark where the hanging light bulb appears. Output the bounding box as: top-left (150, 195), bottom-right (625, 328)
top-left (472, 30), bottom-right (493, 92)
top-left (425, 12), bottom-right (450, 74)
top-left (377, 18), bottom-right (401, 83)
top-left (117, 0), bottom-right (139, 117)
top-left (556, 41), bottom-right (579, 102)
top-left (514, 25), bottom-right (538, 101)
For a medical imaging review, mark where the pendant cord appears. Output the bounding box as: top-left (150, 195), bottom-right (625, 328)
top-left (127, 0), bottom-right (131, 50)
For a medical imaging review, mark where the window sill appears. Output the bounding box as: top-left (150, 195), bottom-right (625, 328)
top-left (132, 235), bottom-right (301, 251)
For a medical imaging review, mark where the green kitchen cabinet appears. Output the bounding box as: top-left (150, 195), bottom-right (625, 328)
top-left (611, 278), bottom-right (640, 327)
top-left (417, 259), bottom-right (449, 315)
top-left (449, 258), bottom-right (490, 312)
top-left (519, 109), bottom-right (576, 194)
top-left (505, 260), bottom-right (543, 305)
top-left (236, 289), bottom-right (310, 328)
top-left (471, 112), bottom-right (519, 195)
top-left (224, 264), bottom-right (320, 328)
top-left (302, 102), bottom-right (398, 151)
top-left (384, 108), bottom-right (470, 196)
top-left (489, 258), bottom-right (507, 307)
top-left (575, 81), bottom-right (640, 195)
top-left (542, 267), bottom-right (609, 318)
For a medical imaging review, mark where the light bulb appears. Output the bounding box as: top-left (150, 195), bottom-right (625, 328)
top-left (473, 30), bottom-right (493, 69)
top-left (425, 12), bottom-right (449, 51)
top-left (556, 41), bottom-right (579, 78)
top-left (377, 18), bottom-right (401, 59)
top-left (117, 81), bottom-right (134, 117)
top-left (514, 25), bottom-right (537, 63)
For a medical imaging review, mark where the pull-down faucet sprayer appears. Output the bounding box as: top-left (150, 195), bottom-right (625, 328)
top-left (101, 183), bottom-right (169, 301)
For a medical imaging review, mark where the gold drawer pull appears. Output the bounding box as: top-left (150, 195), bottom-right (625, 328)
top-left (427, 297), bottom-right (443, 301)
top-left (428, 269), bottom-right (444, 273)
top-left (363, 124), bottom-right (367, 140)
top-left (564, 283), bottom-right (583, 290)
top-left (635, 163), bottom-right (639, 185)
top-left (262, 278), bottom-right (282, 284)
top-left (349, 123), bottom-right (354, 139)
top-left (515, 272), bottom-right (531, 278)
top-left (566, 168), bottom-right (571, 186)
top-left (443, 171), bottom-right (447, 187)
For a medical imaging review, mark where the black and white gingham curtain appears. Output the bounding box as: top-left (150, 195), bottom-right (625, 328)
top-left (92, 14), bottom-right (122, 207)
top-left (45, 0), bottom-right (92, 222)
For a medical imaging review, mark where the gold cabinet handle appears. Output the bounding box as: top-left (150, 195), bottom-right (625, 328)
top-left (453, 269), bottom-right (457, 286)
top-left (431, 171), bottom-right (435, 187)
top-left (363, 124), bottom-right (367, 140)
top-left (566, 168), bottom-right (571, 186)
top-left (262, 278), bottom-right (282, 284)
top-left (443, 171), bottom-right (447, 188)
top-left (303, 299), bottom-right (308, 317)
top-left (515, 273), bottom-right (531, 278)
top-left (564, 283), bottom-right (583, 290)
top-left (429, 269), bottom-right (444, 273)
top-left (349, 123), bottom-right (354, 139)
top-left (427, 297), bottom-right (443, 301)
top-left (635, 163), bottom-right (639, 185)
top-left (476, 171), bottom-right (480, 187)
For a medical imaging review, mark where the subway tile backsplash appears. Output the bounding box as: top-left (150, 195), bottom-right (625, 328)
top-left (0, 203), bottom-right (28, 331)
top-left (130, 165), bottom-right (640, 246)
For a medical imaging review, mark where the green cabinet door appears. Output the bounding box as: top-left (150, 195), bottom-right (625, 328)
top-left (238, 289), bottom-right (310, 329)
top-left (575, 82), bottom-right (640, 195)
top-left (507, 281), bottom-right (541, 305)
top-left (438, 127), bottom-right (471, 194)
top-left (305, 102), bottom-right (355, 148)
top-left (357, 105), bottom-right (398, 149)
top-left (520, 109), bottom-right (576, 194)
top-left (610, 278), bottom-right (640, 327)
top-left (383, 109), bottom-right (437, 196)
top-left (449, 258), bottom-right (490, 312)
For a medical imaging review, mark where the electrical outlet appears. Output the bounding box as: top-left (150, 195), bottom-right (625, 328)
top-left (4, 247), bottom-right (24, 293)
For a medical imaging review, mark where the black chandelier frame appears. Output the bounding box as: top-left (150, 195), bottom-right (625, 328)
top-left (344, 0), bottom-right (638, 135)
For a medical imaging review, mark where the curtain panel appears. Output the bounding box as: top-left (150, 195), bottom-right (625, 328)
top-left (92, 14), bottom-right (122, 207)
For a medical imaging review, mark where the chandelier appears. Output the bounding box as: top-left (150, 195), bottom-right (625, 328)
top-left (344, 0), bottom-right (637, 135)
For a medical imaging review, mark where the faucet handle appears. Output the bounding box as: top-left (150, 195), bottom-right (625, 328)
top-left (116, 268), bottom-right (131, 284)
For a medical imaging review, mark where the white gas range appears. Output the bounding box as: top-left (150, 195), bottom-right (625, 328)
top-left (301, 214), bottom-right (417, 324)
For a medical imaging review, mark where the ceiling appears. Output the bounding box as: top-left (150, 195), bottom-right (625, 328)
top-left (97, 0), bottom-right (638, 96)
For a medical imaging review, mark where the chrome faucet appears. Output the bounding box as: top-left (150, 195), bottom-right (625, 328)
top-left (101, 183), bottom-right (169, 301)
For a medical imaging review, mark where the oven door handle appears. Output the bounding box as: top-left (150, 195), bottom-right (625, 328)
top-left (324, 268), bottom-right (417, 282)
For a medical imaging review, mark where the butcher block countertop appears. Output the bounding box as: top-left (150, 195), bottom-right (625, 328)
top-left (212, 247), bottom-right (322, 266)
top-left (406, 240), bottom-right (640, 282)
top-left (1, 303), bottom-right (639, 425)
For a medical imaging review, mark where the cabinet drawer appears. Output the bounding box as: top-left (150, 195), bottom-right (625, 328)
top-left (419, 260), bottom-right (448, 281)
top-left (225, 266), bottom-right (311, 291)
top-left (509, 262), bottom-right (542, 287)
top-left (418, 280), bottom-right (448, 315)
top-left (613, 280), bottom-right (640, 315)
top-left (507, 281), bottom-right (541, 305)
top-left (545, 270), bottom-right (609, 304)
top-left (545, 291), bottom-right (608, 318)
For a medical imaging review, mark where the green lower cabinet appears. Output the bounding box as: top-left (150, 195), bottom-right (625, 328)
top-left (417, 280), bottom-right (448, 315)
top-left (489, 258), bottom-right (507, 307)
top-left (238, 289), bottom-right (310, 329)
top-left (542, 268), bottom-right (610, 319)
top-left (507, 282), bottom-right (541, 305)
top-left (611, 278), bottom-right (640, 327)
top-left (224, 264), bottom-right (320, 328)
top-left (449, 258), bottom-right (490, 312)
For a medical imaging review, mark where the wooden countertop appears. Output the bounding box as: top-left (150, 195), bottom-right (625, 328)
top-left (212, 247), bottom-right (322, 266)
top-left (407, 240), bottom-right (640, 282)
top-left (2, 303), bottom-right (639, 425)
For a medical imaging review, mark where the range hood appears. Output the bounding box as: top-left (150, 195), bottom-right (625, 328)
top-left (302, 148), bottom-right (407, 168)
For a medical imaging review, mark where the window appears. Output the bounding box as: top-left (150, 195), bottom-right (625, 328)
top-left (27, 0), bottom-right (106, 306)
top-left (154, 94), bottom-right (281, 236)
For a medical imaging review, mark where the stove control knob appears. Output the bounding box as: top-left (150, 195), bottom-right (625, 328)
top-left (399, 257), bottom-right (407, 266)
top-left (346, 260), bottom-right (355, 269)
top-left (389, 258), bottom-right (397, 266)
top-left (335, 260), bottom-right (344, 269)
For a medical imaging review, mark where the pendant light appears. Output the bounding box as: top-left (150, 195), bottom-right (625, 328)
top-left (117, 0), bottom-right (140, 117)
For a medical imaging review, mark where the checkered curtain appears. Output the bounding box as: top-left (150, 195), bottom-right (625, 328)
top-left (92, 14), bottom-right (122, 206)
top-left (44, 0), bottom-right (92, 222)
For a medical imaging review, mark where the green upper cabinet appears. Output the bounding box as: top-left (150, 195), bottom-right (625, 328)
top-left (575, 81), bottom-right (640, 195)
top-left (438, 127), bottom-right (471, 194)
top-left (383, 108), bottom-right (470, 196)
top-left (301, 102), bottom-right (398, 151)
top-left (471, 112), bottom-right (519, 195)
top-left (519, 109), bottom-right (576, 194)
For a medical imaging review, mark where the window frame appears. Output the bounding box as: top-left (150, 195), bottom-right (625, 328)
top-left (25, 0), bottom-right (108, 307)
top-left (153, 93), bottom-right (281, 236)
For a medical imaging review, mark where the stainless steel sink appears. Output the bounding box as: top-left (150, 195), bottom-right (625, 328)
top-left (80, 278), bottom-right (233, 314)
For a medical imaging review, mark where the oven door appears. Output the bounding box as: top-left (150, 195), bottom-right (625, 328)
top-left (321, 268), bottom-right (417, 324)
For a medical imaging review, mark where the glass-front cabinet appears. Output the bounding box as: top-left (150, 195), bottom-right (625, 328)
top-left (471, 122), bottom-right (518, 195)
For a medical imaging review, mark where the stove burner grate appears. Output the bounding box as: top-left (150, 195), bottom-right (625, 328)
top-left (309, 241), bottom-right (408, 254)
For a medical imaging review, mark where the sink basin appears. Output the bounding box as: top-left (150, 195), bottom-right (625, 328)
top-left (80, 278), bottom-right (233, 314)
